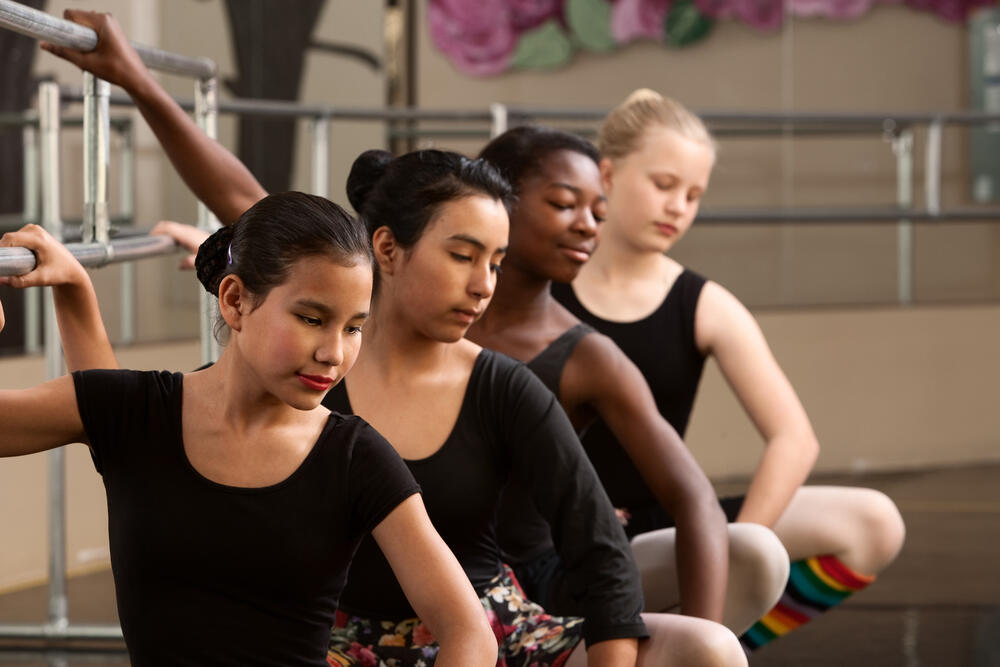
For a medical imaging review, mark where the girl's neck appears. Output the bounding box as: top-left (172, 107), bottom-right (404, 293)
top-left (475, 261), bottom-right (552, 333)
top-left (586, 222), bottom-right (669, 285)
top-left (206, 347), bottom-right (300, 431)
top-left (359, 294), bottom-right (455, 379)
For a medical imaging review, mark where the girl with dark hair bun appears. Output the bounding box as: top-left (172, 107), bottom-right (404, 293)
top-left (0, 194), bottom-right (497, 666)
top-left (471, 126), bottom-right (790, 635)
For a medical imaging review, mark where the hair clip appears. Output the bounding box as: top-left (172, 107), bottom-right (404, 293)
top-left (227, 243), bottom-right (233, 265)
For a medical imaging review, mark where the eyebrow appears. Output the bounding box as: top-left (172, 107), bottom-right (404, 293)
top-left (294, 299), bottom-right (369, 320)
top-left (447, 233), bottom-right (508, 255)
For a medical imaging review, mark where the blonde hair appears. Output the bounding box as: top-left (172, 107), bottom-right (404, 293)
top-left (598, 88), bottom-right (716, 160)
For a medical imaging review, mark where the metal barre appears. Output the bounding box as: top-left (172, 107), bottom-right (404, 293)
top-left (0, 235), bottom-right (179, 277)
top-left (0, 0), bottom-right (215, 79)
top-left (0, 624), bottom-right (123, 642)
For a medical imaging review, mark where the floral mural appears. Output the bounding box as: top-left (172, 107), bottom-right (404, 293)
top-left (429, 0), bottom-right (996, 75)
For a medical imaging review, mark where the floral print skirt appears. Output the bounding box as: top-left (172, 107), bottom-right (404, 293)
top-left (327, 564), bottom-right (584, 666)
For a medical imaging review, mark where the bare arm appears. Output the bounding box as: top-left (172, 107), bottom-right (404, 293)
top-left (0, 376), bottom-right (86, 457)
top-left (564, 335), bottom-right (728, 622)
top-left (695, 281), bottom-right (820, 527)
top-left (151, 221), bottom-right (211, 270)
top-left (0, 225), bottom-right (117, 371)
top-left (42, 10), bottom-right (267, 224)
top-left (372, 495), bottom-right (497, 666)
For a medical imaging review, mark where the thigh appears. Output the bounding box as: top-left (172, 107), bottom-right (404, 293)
top-left (487, 565), bottom-right (585, 665)
top-left (630, 527), bottom-right (680, 613)
top-left (771, 485), bottom-right (905, 574)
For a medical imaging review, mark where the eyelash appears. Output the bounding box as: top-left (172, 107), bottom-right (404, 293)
top-left (299, 315), bottom-right (322, 327)
top-left (346, 326), bottom-right (363, 335)
top-left (451, 252), bottom-right (502, 274)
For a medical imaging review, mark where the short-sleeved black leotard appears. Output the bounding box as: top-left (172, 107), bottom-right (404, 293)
top-left (552, 271), bottom-right (713, 533)
top-left (323, 348), bottom-right (647, 646)
top-left (72, 369), bottom-right (420, 667)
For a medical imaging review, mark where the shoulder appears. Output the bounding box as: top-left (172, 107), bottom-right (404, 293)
top-left (73, 368), bottom-right (181, 397)
top-left (694, 279), bottom-right (763, 356)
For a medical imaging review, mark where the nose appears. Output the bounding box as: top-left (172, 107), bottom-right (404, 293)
top-left (665, 190), bottom-right (687, 217)
top-left (315, 331), bottom-right (344, 367)
top-left (570, 207), bottom-right (599, 238)
top-left (468, 260), bottom-right (496, 300)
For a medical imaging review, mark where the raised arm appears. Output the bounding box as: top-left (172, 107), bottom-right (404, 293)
top-left (564, 334), bottom-right (728, 622)
top-left (694, 281), bottom-right (819, 527)
top-left (372, 494), bottom-right (497, 667)
top-left (42, 10), bottom-right (267, 224)
top-left (0, 225), bottom-right (117, 371)
top-left (0, 375), bottom-right (86, 458)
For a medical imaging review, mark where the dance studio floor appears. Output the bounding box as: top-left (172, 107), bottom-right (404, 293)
top-left (1, 463), bottom-right (998, 666)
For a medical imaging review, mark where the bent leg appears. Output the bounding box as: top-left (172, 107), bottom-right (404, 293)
top-left (740, 485), bottom-right (905, 652)
top-left (565, 614), bottom-right (746, 667)
top-left (771, 486), bottom-right (905, 575)
top-left (630, 524), bottom-right (789, 633)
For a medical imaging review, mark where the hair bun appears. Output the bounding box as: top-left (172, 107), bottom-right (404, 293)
top-left (194, 224), bottom-right (236, 297)
top-left (621, 88), bottom-right (664, 107)
top-left (347, 149), bottom-right (394, 213)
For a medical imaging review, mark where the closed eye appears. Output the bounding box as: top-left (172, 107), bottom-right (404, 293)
top-left (298, 314), bottom-right (322, 327)
top-left (449, 252), bottom-right (472, 262)
top-left (548, 202), bottom-right (574, 211)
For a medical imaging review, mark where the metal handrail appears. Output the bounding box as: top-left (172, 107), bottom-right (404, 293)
top-left (0, 0), bottom-right (215, 80)
top-left (0, 235), bottom-right (180, 277)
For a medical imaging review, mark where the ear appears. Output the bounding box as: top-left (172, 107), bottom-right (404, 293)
top-left (371, 226), bottom-right (401, 276)
top-left (217, 274), bottom-right (251, 332)
top-left (599, 157), bottom-right (616, 195)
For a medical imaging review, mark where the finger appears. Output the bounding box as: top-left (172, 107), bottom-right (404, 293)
top-left (62, 8), bottom-right (103, 29)
top-left (180, 254), bottom-right (197, 270)
top-left (40, 41), bottom-right (86, 67)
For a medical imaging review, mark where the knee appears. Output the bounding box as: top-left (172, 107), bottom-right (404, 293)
top-left (682, 624), bottom-right (748, 667)
top-left (854, 489), bottom-right (905, 573)
top-left (728, 524), bottom-right (789, 605)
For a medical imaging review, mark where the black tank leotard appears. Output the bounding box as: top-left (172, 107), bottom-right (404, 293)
top-left (552, 271), bottom-right (744, 536)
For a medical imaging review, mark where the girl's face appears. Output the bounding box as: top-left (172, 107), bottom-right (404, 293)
top-left (233, 254), bottom-right (372, 410)
top-left (386, 194), bottom-right (509, 343)
top-left (506, 149), bottom-right (606, 284)
top-left (602, 126), bottom-right (714, 254)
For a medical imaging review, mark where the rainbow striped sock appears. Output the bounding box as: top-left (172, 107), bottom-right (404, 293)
top-left (739, 555), bottom-right (875, 652)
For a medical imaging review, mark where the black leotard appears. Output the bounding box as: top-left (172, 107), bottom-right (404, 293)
top-left (323, 348), bottom-right (647, 646)
top-left (552, 271), bottom-right (723, 536)
top-left (73, 369), bottom-right (419, 667)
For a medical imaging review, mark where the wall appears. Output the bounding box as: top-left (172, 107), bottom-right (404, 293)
top-left (414, 2), bottom-right (1000, 308)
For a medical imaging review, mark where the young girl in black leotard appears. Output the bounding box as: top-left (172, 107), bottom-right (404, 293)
top-left (469, 126), bottom-right (789, 635)
top-left (0, 196), bottom-right (495, 666)
top-left (555, 89), bottom-right (906, 651)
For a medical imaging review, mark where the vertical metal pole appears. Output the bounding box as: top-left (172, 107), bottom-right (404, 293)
top-left (39, 81), bottom-right (68, 631)
top-left (195, 76), bottom-right (222, 365)
top-left (22, 120), bottom-right (42, 354)
top-left (82, 72), bottom-right (111, 246)
top-left (119, 121), bottom-right (135, 345)
top-left (310, 116), bottom-right (329, 197)
top-left (925, 118), bottom-right (943, 216)
top-left (893, 129), bottom-right (915, 306)
top-left (489, 103), bottom-right (508, 138)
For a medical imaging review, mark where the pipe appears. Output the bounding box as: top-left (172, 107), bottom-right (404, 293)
top-left (0, 0), bottom-right (215, 79)
top-left (0, 236), bottom-right (180, 276)
top-left (82, 72), bottom-right (111, 247)
top-left (309, 116), bottom-right (329, 198)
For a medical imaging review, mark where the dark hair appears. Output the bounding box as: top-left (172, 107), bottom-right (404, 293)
top-left (478, 125), bottom-right (600, 194)
top-left (346, 148), bottom-right (514, 249)
top-left (194, 191), bottom-right (372, 302)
